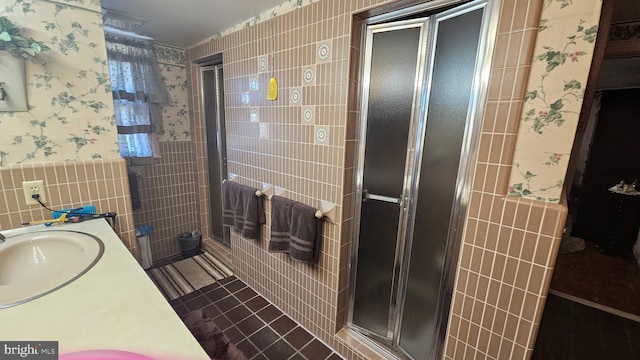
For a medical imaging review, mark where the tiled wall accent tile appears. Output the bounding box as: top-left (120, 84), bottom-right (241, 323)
top-left (317, 41), bottom-right (333, 62)
top-left (0, 159), bottom-right (137, 258)
top-left (241, 92), bottom-right (251, 106)
top-left (259, 123), bottom-right (270, 139)
top-left (132, 141), bottom-right (199, 261)
top-left (250, 108), bottom-right (260, 122)
top-left (303, 66), bottom-right (316, 85)
top-left (290, 87), bottom-right (302, 104)
top-left (314, 126), bottom-right (330, 144)
top-left (250, 77), bottom-right (259, 91)
top-left (302, 107), bottom-right (315, 124)
top-left (258, 56), bottom-right (268, 73)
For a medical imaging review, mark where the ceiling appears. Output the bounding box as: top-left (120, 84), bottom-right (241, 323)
top-left (100, 0), bottom-right (640, 49)
top-left (100, 0), bottom-right (287, 48)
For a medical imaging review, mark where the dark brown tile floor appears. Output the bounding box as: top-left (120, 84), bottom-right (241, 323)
top-left (154, 251), bottom-right (342, 360)
top-left (532, 294), bottom-right (640, 360)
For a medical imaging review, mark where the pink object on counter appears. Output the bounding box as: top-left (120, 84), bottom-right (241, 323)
top-left (60, 350), bottom-right (155, 360)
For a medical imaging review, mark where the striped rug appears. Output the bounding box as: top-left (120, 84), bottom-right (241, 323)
top-left (148, 252), bottom-right (233, 300)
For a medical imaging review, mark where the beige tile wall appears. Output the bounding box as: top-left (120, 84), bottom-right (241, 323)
top-left (185, 0), bottom-right (571, 359)
top-left (0, 159), bottom-right (138, 258)
top-left (187, 1), bottom-right (358, 355)
top-left (444, 0), bottom-right (569, 359)
top-left (132, 141), bottom-right (199, 260)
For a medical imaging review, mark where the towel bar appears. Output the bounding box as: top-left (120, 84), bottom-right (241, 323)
top-left (315, 201), bottom-right (337, 223)
top-left (261, 185), bottom-right (287, 199)
top-left (225, 178), bottom-right (333, 220)
top-left (223, 177), bottom-right (263, 197)
top-left (260, 182), bottom-right (273, 196)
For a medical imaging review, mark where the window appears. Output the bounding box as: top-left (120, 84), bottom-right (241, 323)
top-left (105, 33), bottom-right (168, 162)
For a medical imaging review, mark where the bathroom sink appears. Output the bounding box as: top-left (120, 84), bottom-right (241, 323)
top-left (0, 230), bottom-right (104, 308)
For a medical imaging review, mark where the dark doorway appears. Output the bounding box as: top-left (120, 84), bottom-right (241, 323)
top-left (572, 89), bottom-right (640, 251)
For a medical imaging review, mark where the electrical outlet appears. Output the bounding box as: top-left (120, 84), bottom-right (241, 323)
top-left (22, 180), bottom-right (46, 205)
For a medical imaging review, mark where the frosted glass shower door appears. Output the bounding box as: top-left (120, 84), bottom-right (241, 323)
top-left (348, 1), bottom-right (495, 358)
top-left (350, 19), bottom-right (427, 342)
top-left (399, 7), bottom-right (485, 358)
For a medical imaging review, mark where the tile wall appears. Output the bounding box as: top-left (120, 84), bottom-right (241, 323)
top-left (132, 141), bottom-right (199, 260)
top-left (122, 43), bottom-right (197, 261)
top-left (185, 0), bottom-right (578, 359)
top-left (187, 1), bottom-right (358, 355)
top-left (0, 159), bottom-right (137, 257)
top-left (444, 0), bottom-right (571, 359)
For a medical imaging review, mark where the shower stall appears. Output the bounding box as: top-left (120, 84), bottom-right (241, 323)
top-left (347, 0), bottom-right (498, 358)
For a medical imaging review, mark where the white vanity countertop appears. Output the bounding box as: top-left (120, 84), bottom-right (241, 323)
top-left (0, 220), bottom-right (209, 360)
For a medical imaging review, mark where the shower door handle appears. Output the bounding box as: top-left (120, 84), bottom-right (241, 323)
top-left (362, 189), bottom-right (400, 204)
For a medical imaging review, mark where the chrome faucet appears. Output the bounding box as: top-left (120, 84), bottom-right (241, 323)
top-left (0, 231), bottom-right (5, 243)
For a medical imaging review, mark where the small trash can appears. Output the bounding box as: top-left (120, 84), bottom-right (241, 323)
top-left (136, 225), bottom-right (154, 269)
top-left (178, 230), bottom-right (202, 258)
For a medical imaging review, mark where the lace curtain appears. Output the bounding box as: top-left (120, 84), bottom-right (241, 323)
top-left (105, 33), bottom-right (168, 161)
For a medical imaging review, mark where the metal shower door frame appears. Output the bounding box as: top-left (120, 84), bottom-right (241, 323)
top-left (347, 16), bottom-right (432, 346)
top-left (346, 0), bottom-right (500, 358)
top-left (395, 1), bottom-right (499, 358)
top-left (201, 64), bottom-right (230, 246)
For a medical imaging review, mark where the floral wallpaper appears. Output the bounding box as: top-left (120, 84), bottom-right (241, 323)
top-left (0, 0), bottom-right (118, 166)
top-left (154, 44), bottom-right (190, 142)
top-left (195, 0), bottom-right (316, 45)
top-left (508, 0), bottom-right (603, 203)
top-left (48, 0), bottom-right (100, 12)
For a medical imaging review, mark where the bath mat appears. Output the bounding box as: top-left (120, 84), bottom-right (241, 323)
top-left (182, 310), bottom-right (248, 360)
top-left (559, 235), bottom-right (586, 254)
top-left (148, 252), bottom-right (233, 300)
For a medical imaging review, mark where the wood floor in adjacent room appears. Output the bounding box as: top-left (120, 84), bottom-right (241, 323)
top-left (550, 240), bottom-right (640, 317)
top-left (533, 239), bottom-right (640, 359)
top-left (532, 294), bottom-right (640, 360)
